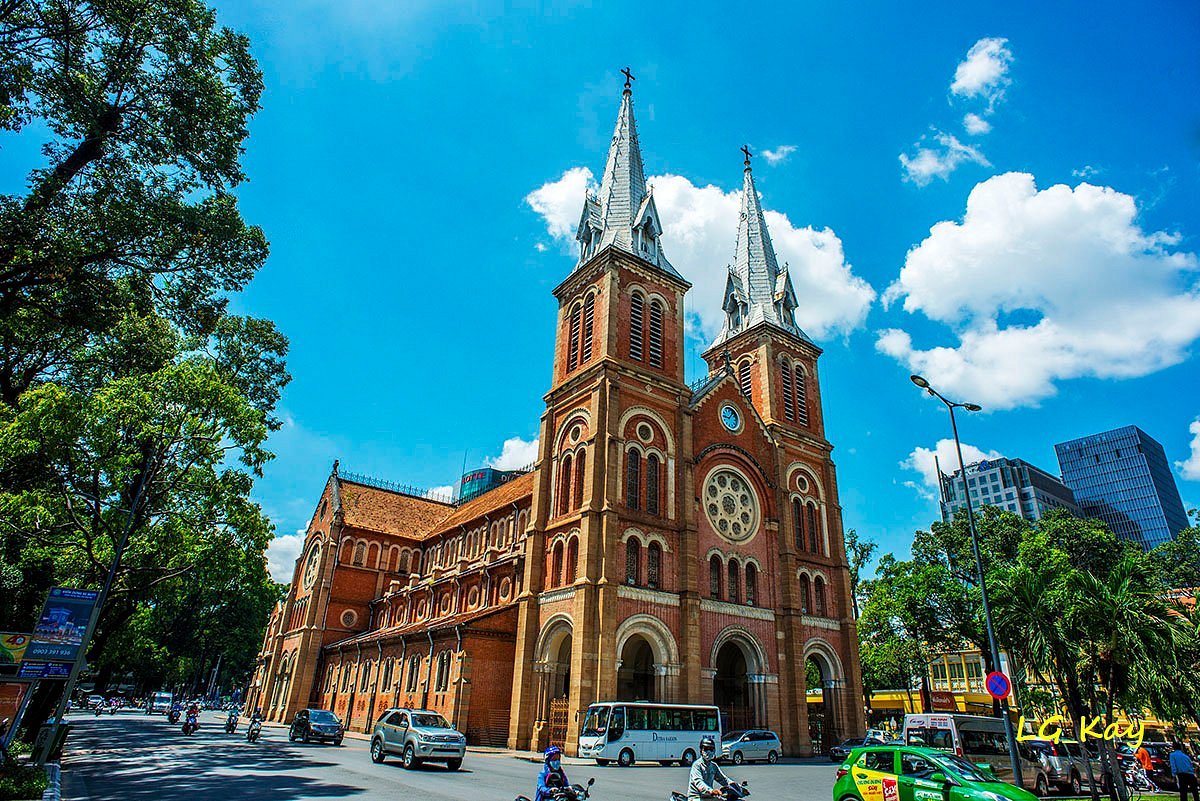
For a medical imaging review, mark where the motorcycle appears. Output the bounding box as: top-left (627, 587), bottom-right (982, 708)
top-left (182, 712), bottom-right (199, 736)
top-left (246, 718), bottom-right (262, 743)
top-left (515, 776), bottom-right (595, 801)
top-left (224, 711), bottom-right (239, 734)
top-left (670, 780), bottom-right (751, 801)
top-left (168, 708), bottom-right (181, 725)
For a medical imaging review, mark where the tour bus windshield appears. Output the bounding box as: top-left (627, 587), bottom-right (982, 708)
top-left (582, 706), bottom-right (609, 737)
top-left (412, 713), bottom-right (451, 728)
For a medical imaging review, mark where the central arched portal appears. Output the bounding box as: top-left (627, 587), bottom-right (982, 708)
top-left (616, 635), bottom-right (657, 702)
top-left (713, 641), bottom-right (755, 731)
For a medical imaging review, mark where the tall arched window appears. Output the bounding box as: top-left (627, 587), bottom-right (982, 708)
top-left (807, 502), bottom-right (820, 553)
top-left (353, 541), bottom-right (366, 566)
top-left (558, 454), bottom-right (573, 516)
top-left (800, 575), bottom-right (811, 614)
top-left (647, 542), bottom-right (662, 590)
top-left (792, 498), bottom-right (803, 550)
top-left (727, 559), bottom-right (740, 604)
top-left (794, 367), bottom-right (810, 426)
top-left (709, 555), bottom-right (722, 599)
top-left (551, 542), bottom-right (564, 588)
top-left (360, 660), bottom-right (373, 692)
top-left (581, 294), bottom-right (595, 363)
top-left (406, 655), bottom-right (420, 692)
top-left (745, 563), bottom-right (757, 606)
top-left (567, 303), bottom-right (581, 371)
top-left (573, 450), bottom-right (586, 510)
top-left (738, 360), bottom-right (752, 399)
top-left (648, 300), bottom-right (664, 368)
top-left (781, 362), bottom-right (795, 421)
top-left (625, 539), bottom-right (641, 586)
top-left (566, 538), bottom-right (579, 584)
top-left (434, 651), bottom-right (451, 692)
top-left (626, 450), bottom-right (641, 510)
top-left (645, 454), bottom-right (660, 516)
top-left (814, 576), bottom-right (827, 617)
top-left (629, 292), bottom-right (645, 361)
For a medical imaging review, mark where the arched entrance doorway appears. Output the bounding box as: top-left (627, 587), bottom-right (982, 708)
top-left (714, 642), bottom-right (752, 730)
top-left (804, 643), bottom-right (844, 755)
top-left (534, 615), bottom-right (574, 751)
top-left (617, 636), bottom-right (656, 701)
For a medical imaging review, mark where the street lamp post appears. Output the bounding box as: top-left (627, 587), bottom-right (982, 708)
top-left (910, 374), bottom-right (1024, 789)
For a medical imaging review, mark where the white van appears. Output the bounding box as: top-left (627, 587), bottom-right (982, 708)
top-left (147, 691), bottom-right (173, 714)
top-left (903, 713), bottom-right (1015, 780)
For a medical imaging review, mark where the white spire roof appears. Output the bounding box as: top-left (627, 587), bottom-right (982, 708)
top-left (709, 151), bottom-right (808, 350)
top-left (574, 78), bottom-right (681, 279)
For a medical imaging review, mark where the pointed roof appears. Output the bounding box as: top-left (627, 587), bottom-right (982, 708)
top-left (573, 75), bottom-right (683, 281)
top-left (708, 150), bottom-right (809, 351)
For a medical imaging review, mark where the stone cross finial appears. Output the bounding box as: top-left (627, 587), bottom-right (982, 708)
top-left (741, 145), bottom-right (752, 167)
top-left (622, 66), bottom-right (635, 89)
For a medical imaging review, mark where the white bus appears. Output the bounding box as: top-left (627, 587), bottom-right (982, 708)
top-left (577, 702), bottom-right (721, 767)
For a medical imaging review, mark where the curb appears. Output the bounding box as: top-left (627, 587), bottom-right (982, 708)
top-left (42, 762), bottom-right (61, 801)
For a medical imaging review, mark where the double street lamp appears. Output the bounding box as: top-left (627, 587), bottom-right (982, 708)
top-left (910, 374), bottom-right (1024, 789)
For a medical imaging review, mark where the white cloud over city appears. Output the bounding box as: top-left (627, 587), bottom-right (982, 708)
top-left (486, 436), bottom-right (540, 470)
top-left (877, 172), bottom-right (1200, 410)
top-left (526, 170), bottom-right (876, 341)
top-left (901, 439), bottom-right (1003, 500)
top-left (266, 529), bottom-right (306, 583)
top-left (1179, 418), bottom-right (1200, 482)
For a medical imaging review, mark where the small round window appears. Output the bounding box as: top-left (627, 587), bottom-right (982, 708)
top-left (340, 609), bottom-right (358, 628)
top-left (796, 474), bottom-right (809, 493)
top-left (703, 467), bottom-right (760, 543)
top-left (637, 423), bottom-right (653, 443)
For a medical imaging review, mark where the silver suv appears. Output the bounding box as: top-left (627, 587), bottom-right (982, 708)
top-left (719, 730), bottom-right (782, 765)
top-left (369, 708), bottom-right (466, 770)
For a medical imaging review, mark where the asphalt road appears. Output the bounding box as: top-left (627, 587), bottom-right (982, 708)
top-left (60, 711), bottom-right (840, 801)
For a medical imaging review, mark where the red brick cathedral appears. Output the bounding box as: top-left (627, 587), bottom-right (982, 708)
top-left (250, 78), bottom-right (866, 756)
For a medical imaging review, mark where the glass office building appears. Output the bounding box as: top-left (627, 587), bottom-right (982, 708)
top-left (1054, 425), bottom-right (1189, 549)
top-left (939, 456), bottom-right (1079, 524)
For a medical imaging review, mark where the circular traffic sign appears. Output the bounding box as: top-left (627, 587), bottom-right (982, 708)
top-left (985, 671), bottom-right (1011, 700)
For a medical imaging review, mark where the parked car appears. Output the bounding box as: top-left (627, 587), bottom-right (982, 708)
top-left (87, 694), bottom-right (104, 709)
top-left (719, 730), bottom-right (782, 765)
top-left (369, 708), bottom-right (466, 770)
top-left (1020, 738), bottom-right (1092, 796)
top-left (288, 708), bottom-right (344, 746)
top-left (833, 745), bottom-right (1038, 801)
top-left (830, 736), bottom-right (886, 761)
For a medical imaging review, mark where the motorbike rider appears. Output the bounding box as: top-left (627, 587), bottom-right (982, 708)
top-left (688, 736), bottom-right (732, 800)
top-left (535, 745), bottom-right (570, 801)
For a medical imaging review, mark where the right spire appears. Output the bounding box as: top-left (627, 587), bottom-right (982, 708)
top-left (709, 146), bottom-right (807, 351)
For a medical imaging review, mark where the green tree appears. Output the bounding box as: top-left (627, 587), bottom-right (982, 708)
top-left (843, 528), bottom-right (876, 619)
top-left (1150, 527), bottom-right (1200, 589)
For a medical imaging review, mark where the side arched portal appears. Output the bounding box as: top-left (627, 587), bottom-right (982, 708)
top-left (804, 639), bottom-right (846, 755)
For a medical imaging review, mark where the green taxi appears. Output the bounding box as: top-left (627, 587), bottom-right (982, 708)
top-left (834, 746), bottom-right (1038, 801)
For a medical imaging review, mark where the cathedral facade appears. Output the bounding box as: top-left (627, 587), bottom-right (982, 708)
top-left (249, 78), bottom-right (866, 757)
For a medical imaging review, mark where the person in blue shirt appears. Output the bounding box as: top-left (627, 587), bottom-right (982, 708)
top-left (1170, 742), bottom-right (1198, 801)
top-left (536, 745), bottom-right (569, 801)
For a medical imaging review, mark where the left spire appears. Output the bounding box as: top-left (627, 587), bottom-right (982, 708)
top-left (574, 68), bottom-right (681, 279)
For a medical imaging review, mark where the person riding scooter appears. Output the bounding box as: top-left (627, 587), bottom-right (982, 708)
top-left (535, 745), bottom-right (570, 801)
top-left (688, 736), bottom-right (731, 800)
top-left (246, 708), bottom-right (263, 743)
top-left (224, 706), bottom-right (239, 734)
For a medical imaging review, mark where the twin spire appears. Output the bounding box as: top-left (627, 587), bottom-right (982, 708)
top-left (573, 70), bottom-right (808, 348)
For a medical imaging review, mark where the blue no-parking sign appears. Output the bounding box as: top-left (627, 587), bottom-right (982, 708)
top-left (985, 671), bottom-right (1011, 700)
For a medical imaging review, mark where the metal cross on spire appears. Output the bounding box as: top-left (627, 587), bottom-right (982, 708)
top-left (621, 66), bottom-right (635, 90)
top-left (741, 145), bottom-right (752, 167)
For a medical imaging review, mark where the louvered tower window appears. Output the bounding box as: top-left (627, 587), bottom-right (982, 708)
top-left (573, 450), bottom-right (586, 510)
top-left (581, 294), bottom-right (595, 363)
top-left (745, 563), bottom-right (757, 606)
top-left (645, 454), bottom-right (660, 516)
top-left (709, 555), bottom-right (722, 599)
top-left (567, 304), bottom-right (581, 371)
top-left (738, 361), bottom-right (752, 399)
top-left (625, 539), bottom-right (641, 585)
top-left (727, 559), bottom-right (740, 604)
top-left (648, 300), bottom-right (664, 368)
top-left (792, 498), bottom-right (803, 550)
top-left (626, 451), bottom-right (641, 510)
top-left (551, 542), bottom-right (564, 587)
top-left (814, 577), bottom-right (827, 617)
top-left (566, 538), bottom-right (578, 584)
top-left (558, 455), bottom-right (573, 516)
top-left (781, 363), bottom-right (795, 421)
top-left (794, 367), bottom-right (809, 426)
top-left (630, 292), bottom-right (645, 360)
top-left (807, 502), bottom-right (819, 553)
top-left (647, 542), bottom-right (662, 589)
top-left (800, 575), bottom-right (811, 614)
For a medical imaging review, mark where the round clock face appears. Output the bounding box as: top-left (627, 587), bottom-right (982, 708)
top-left (720, 403), bottom-right (741, 432)
top-left (703, 468), bottom-right (760, 543)
top-left (302, 546), bottom-right (321, 589)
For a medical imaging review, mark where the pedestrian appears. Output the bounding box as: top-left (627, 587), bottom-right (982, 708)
top-left (1170, 741), bottom-right (1199, 801)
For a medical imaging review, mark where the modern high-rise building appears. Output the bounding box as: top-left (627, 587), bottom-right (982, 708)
top-left (938, 456), bottom-right (1079, 524)
top-left (1054, 425), bottom-right (1189, 549)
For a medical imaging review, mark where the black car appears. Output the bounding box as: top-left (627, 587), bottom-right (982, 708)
top-left (829, 736), bottom-right (885, 761)
top-left (288, 708), bottom-right (345, 745)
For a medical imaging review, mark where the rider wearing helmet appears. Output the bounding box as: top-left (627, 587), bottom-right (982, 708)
top-left (688, 736), bottom-right (731, 800)
top-left (536, 745), bottom-right (569, 801)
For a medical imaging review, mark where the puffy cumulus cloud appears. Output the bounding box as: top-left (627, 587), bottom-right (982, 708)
top-left (878, 172), bottom-right (1200, 409)
top-left (486, 436), bottom-right (539, 470)
top-left (900, 132), bottom-right (990, 186)
top-left (524, 166), bottom-right (595, 240)
top-left (963, 113), bottom-right (992, 136)
top-left (1179, 418), bottom-right (1200, 482)
top-left (425, 484), bottom-right (457, 501)
top-left (901, 439), bottom-right (1003, 500)
top-left (526, 171), bottom-right (875, 341)
top-left (266, 529), bottom-right (306, 583)
top-left (761, 145), bottom-right (797, 165)
top-left (951, 37), bottom-right (1013, 109)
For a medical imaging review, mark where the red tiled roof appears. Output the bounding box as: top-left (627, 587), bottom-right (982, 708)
top-left (326, 603), bottom-right (516, 649)
top-left (431, 471), bottom-right (535, 533)
top-left (337, 479), bottom-right (452, 539)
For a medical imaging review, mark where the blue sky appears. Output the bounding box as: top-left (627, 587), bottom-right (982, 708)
top-left (154, 1), bottom-right (1200, 576)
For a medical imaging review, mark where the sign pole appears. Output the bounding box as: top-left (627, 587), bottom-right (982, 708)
top-left (34, 459), bottom-right (153, 766)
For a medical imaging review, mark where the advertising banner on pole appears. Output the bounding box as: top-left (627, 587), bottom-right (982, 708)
top-left (17, 661), bottom-right (72, 680)
top-left (0, 633), bottom-right (31, 676)
top-left (26, 588), bottom-right (100, 663)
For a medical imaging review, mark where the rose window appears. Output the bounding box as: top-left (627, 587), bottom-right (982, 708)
top-left (703, 468), bottom-right (759, 542)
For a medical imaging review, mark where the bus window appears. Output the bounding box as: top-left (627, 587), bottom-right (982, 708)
top-left (694, 709), bottom-right (719, 732)
top-left (582, 706), bottom-right (609, 737)
top-left (626, 706), bottom-right (648, 731)
top-left (608, 707), bottom-right (626, 741)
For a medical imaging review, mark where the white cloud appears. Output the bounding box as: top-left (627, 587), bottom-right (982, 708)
top-left (534, 242), bottom-right (548, 253)
top-left (1179, 419), bottom-right (1200, 482)
top-left (951, 37), bottom-right (1013, 110)
top-left (963, 113), bottom-right (992, 136)
top-left (485, 436), bottom-right (539, 470)
top-left (900, 132), bottom-right (990, 186)
top-left (526, 172), bottom-right (875, 341)
top-left (878, 172), bottom-right (1200, 409)
top-left (424, 484), bottom-right (457, 502)
top-left (901, 439), bottom-right (1004, 500)
top-left (761, 145), bottom-right (797, 165)
top-left (266, 529), bottom-right (306, 583)
top-left (1072, 165), bottom-right (1101, 179)
top-left (524, 166), bottom-right (596, 240)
